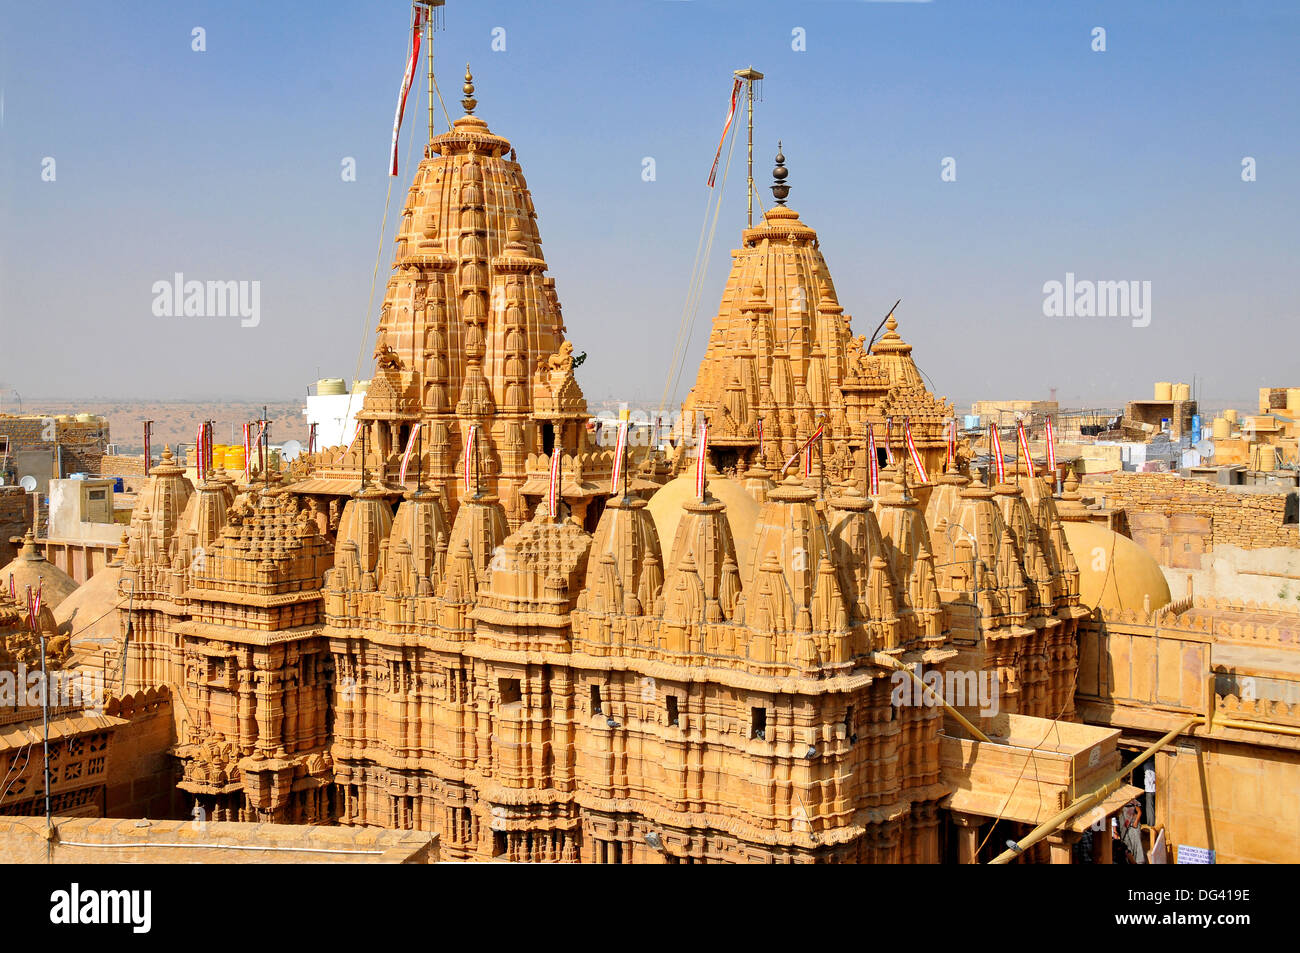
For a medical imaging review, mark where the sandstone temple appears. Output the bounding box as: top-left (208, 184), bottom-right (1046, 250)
top-left (25, 68), bottom-right (1177, 865)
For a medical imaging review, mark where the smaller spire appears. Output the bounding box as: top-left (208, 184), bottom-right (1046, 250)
top-left (771, 141), bottom-right (790, 205)
top-left (462, 63), bottom-right (477, 115)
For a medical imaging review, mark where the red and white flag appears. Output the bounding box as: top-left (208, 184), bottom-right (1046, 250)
top-left (389, 6), bottom-right (424, 177)
top-left (905, 418), bottom-right (929, 485)
top-left (990, 425), bottom-right (1006, 484)
top-left (695, 420), bottom-right (709, 500)
top-left (883, 417), bottom-right (895, 465)
top-left (143, 421), bottom-right (152, 477)
top-left (783, 422), bottom-right (825, 478)
top-left (399, 423), bottom-right (421, 484)
top-left (308, 422), bottom-right (317, 456)
top-left (463, 424), bottom-right (478, 495)
top-left (242, 422), bottom-right (252, 481)
top-left (548, 446), bottom-right (563, 521)
top-left (945, 419), bottom-right (957, 470)
top-left (1045, 417), bottom-right (1057, 472)
top-left (195, 423), bottom-right (207, 483)
top-left (1017, 420), bottom-right (1037, 479)
top-left (609, 418), bottom-right (630, 497)
top-left (707, 77), bottom-right (742, 188)
top-left (867, 424), bottom-right (880, 496)
top-left (27, 583), bottom-right (41, 632)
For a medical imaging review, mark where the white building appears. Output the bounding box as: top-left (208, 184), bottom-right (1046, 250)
top-left (302, 379), bottom-right (368, 451)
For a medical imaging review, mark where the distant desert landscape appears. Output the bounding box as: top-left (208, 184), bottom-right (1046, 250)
top-left (13, 399), bottom-right (311, 454)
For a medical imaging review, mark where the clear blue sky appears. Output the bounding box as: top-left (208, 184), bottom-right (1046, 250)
top-left (1, 0), bottom-right (1296, 411)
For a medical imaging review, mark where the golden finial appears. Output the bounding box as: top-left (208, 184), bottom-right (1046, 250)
top-left (462, 63), bottom-right (477, 115)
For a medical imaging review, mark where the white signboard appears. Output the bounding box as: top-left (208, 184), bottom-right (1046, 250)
top-left (1177, 844), bottom-right (1215, 864)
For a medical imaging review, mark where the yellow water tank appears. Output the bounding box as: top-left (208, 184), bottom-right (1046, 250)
top-left (1212, 417), bottom-right (1231, 440)
top-left (1172, 382), bottom-right (1191, 401)
top-left (1225, 408), bottom-right (1239, 423)
top-left (226, 446), bottom-right (246, 472)
top-left (1254, 444), bottom-right (1278, 471)
top-left (1154, 382), bottom-right (1173, 400)
top-left (317, 378), bottom-right (346, 396)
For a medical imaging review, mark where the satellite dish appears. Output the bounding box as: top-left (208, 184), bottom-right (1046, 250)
top-left (1195, 440), bottom-right (1215, 458)
top-left (279, 439), bottom-right (303, 462)
top-left (19, 475), bottom-right (37, 492)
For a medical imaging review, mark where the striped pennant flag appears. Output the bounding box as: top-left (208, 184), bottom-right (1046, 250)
top-left (1045, 417), bottom-right (1057, 472)
top-left (707, 78), bottom-right (743, 188)
top-left (609, 417), bottom-right (630, 498)
top-left (782, 422), bottom-right (825, 478)
top-left (867, 424), bottom-right (880, 496)
top-left (143, 421), bottom-right (152, 477)
top-left (308, 422), bottom-right (317, 456)
top-left (695, 420), bottom-right (709, 501)
top-left (463, 424), bottom-right (478, 496)
top-left (27, 582), bottom-right (41, 632)
top-left (883, 416), bottom-right (895, 465)
top-left (389, 5), bottom-right (424, 177)
top-left (256, 419), bottom-right (268, 476)
top-left (990, 424), bottom-right (1006, 484)
top-left (905, 418), bottom-right (929, 485)
top-left (398, 423), bottom-right (421, 484)
top-left (194, 423), bottom-right (207, 483)
top-left (243, 423), bottom-right (252, 482)
top-left (1017, 420), bottom-right (1037, 479)
top-left (945, 419), bottom-right (957, 470)
top-left (548, 446), bottom-right (563, 520)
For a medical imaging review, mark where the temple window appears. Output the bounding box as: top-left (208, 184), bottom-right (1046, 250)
top-left (500, 677), bottom-right (522, 705)
top-left (666, 695), bottom-right (679, 727)
top-left (751, 706), bottom-right (767, 740)
top-left (590, 683), bottom-right (603, 715)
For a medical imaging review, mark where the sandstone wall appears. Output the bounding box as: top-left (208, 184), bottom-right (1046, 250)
top-left (103, 688), bottom-right (183, 820)
top-left (0, 815), bottom-right (437, 863)
top-left (1105, 471), bottom-right (1298, 551)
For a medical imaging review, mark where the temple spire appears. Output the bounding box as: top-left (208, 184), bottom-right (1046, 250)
top-left (771, 142), bottom-right (790, 205)
top-left (462, 63), bottom-right (477, 115)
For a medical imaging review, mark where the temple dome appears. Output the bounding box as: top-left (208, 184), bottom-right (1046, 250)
top-left (646, 475), bottom-right (760, 579)
top-left (55, 562), bottom-right (124, 666)
top-left (1061, 521), bottom-right (1171, 614)
top-left (1, 531), bottom-right (79, 610)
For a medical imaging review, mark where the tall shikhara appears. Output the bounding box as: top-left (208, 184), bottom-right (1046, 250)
top-left (304, 70), bottom-right (603, 529)
top-left (681, 152), bottom-right (953, 488)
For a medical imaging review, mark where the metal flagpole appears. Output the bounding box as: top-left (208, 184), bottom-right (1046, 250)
top-left (735, 67), bottom-right (763, 228)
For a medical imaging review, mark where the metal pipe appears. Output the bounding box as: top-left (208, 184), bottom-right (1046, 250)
top-left (987, 713), bottom-right (1201, 865)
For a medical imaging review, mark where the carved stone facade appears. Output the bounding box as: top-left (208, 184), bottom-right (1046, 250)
top-left (107, 99), bottom-right (1089, 862)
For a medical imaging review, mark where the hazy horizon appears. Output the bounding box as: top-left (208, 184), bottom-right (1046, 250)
top-left (3, 0), bottom-right (1296, 412)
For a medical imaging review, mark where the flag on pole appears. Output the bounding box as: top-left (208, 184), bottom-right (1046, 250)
top-left (707, 77), bottom-right (743, 188)
top-left (1017, 420), bottom-right (1037, 479)
top-left (308, 422), bottom-right (317, 456)
top-left (782, 423), bottom-right (825, 478)
top-left (609, 418), bottom-right (630, 498)
top-left (695, 420), bottom-right (709, 500)
top-left (945, 419), bottom-right (957, 470)
top-left (389, 5), bottom-right (424, 177)
top-left (905, 418), bottom-right (929, 485)
top-left (883, 417), bottom-right (895, 465)
top-left (27, 583), bottom-right (41, 632)
top-left (548, 446), bottom-right (563, 521)
top-left (243, 423), bottom-right (252, 482)
top-left (194, 423), bottom-right (206, 483)
top-left (867, 425), bottom-right (880, 496)
top-left (143, 421), bottom-right (152, 477)
top-left (463, 424), bottom-right (478, 496)
top-left (990, 425), bottom-right (1006, 484)
top-left (1045, 417), bottom-right (1057, 473)
top-left (398, 423), bottom-right (421, 484)
top-left (256, 419), bottom-right (268, 476)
